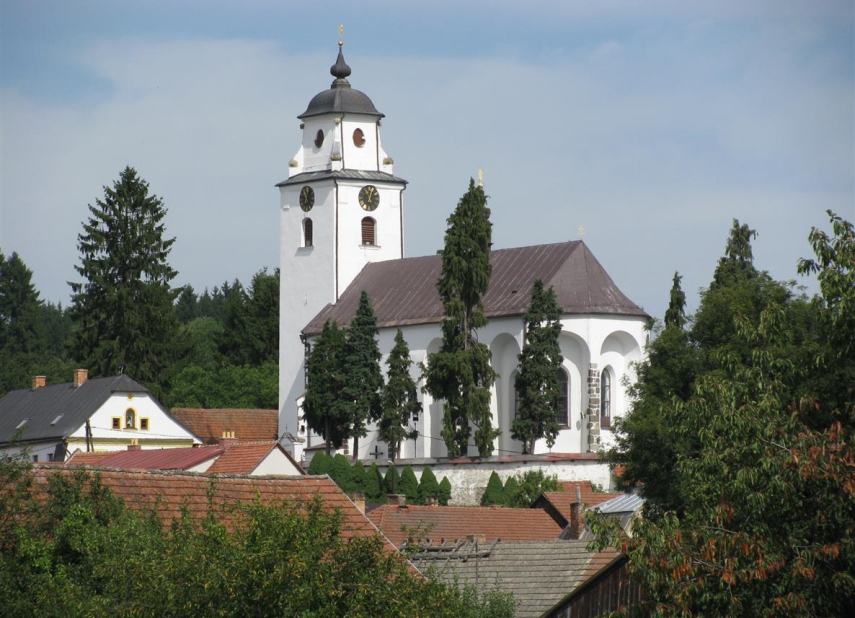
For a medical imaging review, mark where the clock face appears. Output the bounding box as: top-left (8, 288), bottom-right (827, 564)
top-left (358, 185), bottom-right (379, 211)
top-left (299, 186), bottom-right (314, 212)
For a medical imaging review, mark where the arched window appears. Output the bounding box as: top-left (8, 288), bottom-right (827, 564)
top-left (600, 369), bottom-right (612, 429)
top-left (361, 217), bottom-right (376, 246)
top-left (556, 368), bottom-right (569, 426)
top-left (303, 218), bottom-right (313, 247)
top-left (125, 408), bottom-right (136, 429)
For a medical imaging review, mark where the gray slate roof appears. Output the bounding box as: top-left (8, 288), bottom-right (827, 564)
top-left (0, 376), bottom-right (149, 444)
top-left (410, 539), bottom-right (603, 618)
top-left (276, 169), bottom-right (407, 188)
top-left (304, 241), bottom-right (648, 335)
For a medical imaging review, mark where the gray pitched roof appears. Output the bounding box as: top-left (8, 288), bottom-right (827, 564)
top-left (276, 169), bottom-right (407, 188)
top-left (410, 539), bottom-right (609, 618)
top-left (304, 241), bottom-right (648, 335)
top-left (0, 376), bottom-right (149, 444)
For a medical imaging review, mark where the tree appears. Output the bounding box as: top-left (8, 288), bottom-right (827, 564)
top-left (712, 219), bottom-right (758, 288)
top-left (380, 330), bottom-right (421, 460)
top-left (349, 460), bottom-right (367, 494)
top-left (167, 362), bottom-right (278, 409)
top-left (438, 477), bottom-right (452, 506)
top-left (307, 452), bottom-right (331, 476)
top-left (384, 465), bottom-right (399, 495)
top-left (501, 476), bottom-right (519, 506)
top-left (343, 291), bottom-right (384, 458)
top-left (511, 279), bottom-right (563, 453)
top-left (480, 471), bottom-right (505, 506)
top-left (303, 320), bottom-right (350, 454)
top-left (500, 470), bottom-right (559, 508)
top-left (365, 462), bottom-right (384, 501)
top-left (425, 179), bottom-right (498, 457)
top-left (663, 271), bottom-right (686, 329)
top-left (418, 467), bottom-right (441, 504)
top-left (69, 166), bottom-right (179, 384)
top-left (328, 454), bottom-right (352, 491)
top-left (0, 251), bottom-right (47, 394)
top-left (175, 285), bottom-right (198, 324)
top-left (398, 466), bottom-right (420, 504)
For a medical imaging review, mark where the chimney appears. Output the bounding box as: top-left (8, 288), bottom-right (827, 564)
top-left (127, 438), bottom-right (141, 451)
top-left (349, 492), bottom-right (366, 513)
top-left (387, 494), bottom-right (406, 507)
top-left (569, 486), bottom-right (586, 540)
top-left (31, 376), bottom-right (46, 390)
top-left (73, 369), bottom-right (88, 388)
top-left (219, 431), bottom-right (238, 449)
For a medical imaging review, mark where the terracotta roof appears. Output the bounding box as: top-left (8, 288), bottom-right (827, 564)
top-left (536, 481), bottom-right (624, 528)
top-left (91, 445), bottom-right (225, 470)
top-left (304, 241), bottom-right (648, 335)
top-left (169, 408), bottom-right (279, 444)
top-left (367, 504), bottom-right (563, 548)
top-left (207, 440), bottom-right (304, 475)
top-left (30, 466), bottom-right (391, 549)
top-left (65, 450), bottom-right (124, 466)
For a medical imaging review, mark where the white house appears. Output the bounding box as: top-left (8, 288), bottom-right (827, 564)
top-left (278, 45), bottom-right (648, 467)
top-left (0, 370), bottom-right (201, 462)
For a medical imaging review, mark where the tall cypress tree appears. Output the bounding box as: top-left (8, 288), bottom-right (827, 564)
top-left (343, 291), bottom-right (384, 459)
top-left (69, 166), bottom-right (178, 384)
top-left (511, 279), bottom-right (563, 454)
top-left (303, 320), bottom-right (350, 455)
top-left (663, 271), bottom-right (687, 329)
top-left (379, 330), bottom-right (421, 460)
top-left (425, 179), bottom-right (498, 457)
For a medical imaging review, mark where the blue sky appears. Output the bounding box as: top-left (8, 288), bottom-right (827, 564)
top-left (1, 0), bottom-right (853, 321)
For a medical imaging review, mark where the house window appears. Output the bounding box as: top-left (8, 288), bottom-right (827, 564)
top-left (140, 418), bottom-right (149, 431)
top-left (47, 453), bottom-right (54, 462)
top-left (556, 368), bottom-right (569, 426)
top-left (303, 218), bottom-right (313, 247)
top-left (125, 408), bottom-right (136, 429)
top-left (112, 417), bottom-right (121, 430)
top-left (600, 369), bottom-right (612, 429)
top-left (361, 217), bottom-right (376, 246)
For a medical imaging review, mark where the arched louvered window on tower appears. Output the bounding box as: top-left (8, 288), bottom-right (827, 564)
top-left (556, 367), bottom-right (569, 426)
top-left (303, 218), bottom-right (313, 247)
top-left (361, 217), bottom-right (376, 246)
top-left (600, 368), bottom-right (612, 429)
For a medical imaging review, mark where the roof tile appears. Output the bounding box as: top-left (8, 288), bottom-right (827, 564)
top-left (169, 408), bottom-right (279, 444)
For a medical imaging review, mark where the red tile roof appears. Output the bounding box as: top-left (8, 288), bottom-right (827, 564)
top-left (169, 408), bottom-right (279, 444)
top-left (207, 441), bottom-right (304, 475)
top-left (30, 466), bottom-right (392, 549)
top-left (367, 504), bottom-right (564, 548)
top-left (537, 481), bottom-right (624, 527)
top-left (92, 445), bottom-right (224, 470)
top-left (65, 450), bottom-right (123, 466)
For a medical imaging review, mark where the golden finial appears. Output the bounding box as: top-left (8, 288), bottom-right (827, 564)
top-left (338, 24), bottom-right (344, 46)
top-left (478, 168), bottom-right (483, 187)
top-left (578, 225), bottom-right (586, 239)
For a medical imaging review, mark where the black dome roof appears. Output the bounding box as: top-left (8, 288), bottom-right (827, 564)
top-left (298, 46), bottom-right (383, 120)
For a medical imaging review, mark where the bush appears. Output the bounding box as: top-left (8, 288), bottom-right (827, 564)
top-left (480, 472), bottom-right (505, 506)
top-left (328, 454), bottom-right (352, 491)
top-left (418, 467), bottom-right (440, 504)
top-left (399, 466), bottom-right (420, 504)
top-left (365, 462), bottom-right (384, 501)
top-left (501, 470), bottom-right (559, 508)
top-left (439, 477), bottom-right (452, 505)
top-left (307, 452), bottom-right (331, 475)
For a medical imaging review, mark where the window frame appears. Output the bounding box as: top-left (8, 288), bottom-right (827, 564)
top-left (556, 367), bottom-right (570, 427)
top-left (303, 217), bottom-right (313, 248)
top-left (140, 418), bottom-right (150, 431)
top-left (361, 216), bottom-right (376, 246)
top-left (112, 417), bottom-right (121, 430)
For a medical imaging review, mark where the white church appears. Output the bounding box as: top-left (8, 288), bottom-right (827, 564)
top-left (278, 44), bottom-right (648, 466)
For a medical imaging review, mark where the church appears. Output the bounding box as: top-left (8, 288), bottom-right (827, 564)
top-left (278, 44), bottom-right (648, 465)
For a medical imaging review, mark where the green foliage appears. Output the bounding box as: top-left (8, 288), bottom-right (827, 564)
top-left (418, 467), bottom-right (441, 504)
top-left (349, 460), bottom-right (367, 494)
top-left (303, 320), bottom-right (350, 453)
top-left (663, 271), bottom-right (686, 329)
top-left (0, 462), bottom-right (515, 618)
top-left (328, 454), bottom-right (352, 491)
top-left (425, 179), bottom-right (498, 456)
top-left (343, 291), bottom-right (384, 457)
top-left (500, 470), bottom-right (559, 508)
top-left (380, 329), bottom-right (421, 459)
top-left (365, 462), bottom-right (384, 501)
top-left (175, 285), bottom-right (198, 323)
top-left (438, 477), bottom-right (452, 506)
top-left (167, 361), bottom-right (278, 410)
top-left (398, 466), bottom-right (420, 503)
top-left (480, 471), bottom-right (505, 506)
top-left (307, 452), bottom-right (331, 475)
top-left (511, 279), bottom-right (563, 453)
top-left (69, 166), bottom-right (179, 384)
top-left (384, 465), bottom-right (399, 495)
top-left (216, 269), bottom-right (280, 366)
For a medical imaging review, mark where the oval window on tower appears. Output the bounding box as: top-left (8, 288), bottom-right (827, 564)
top-left (314, 129), bottom-right (324, 148)
top-left (353, 128), bottom-right (366, 148)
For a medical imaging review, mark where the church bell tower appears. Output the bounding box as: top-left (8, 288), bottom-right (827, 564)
top-left (277, 42), bottom-right (407, 459)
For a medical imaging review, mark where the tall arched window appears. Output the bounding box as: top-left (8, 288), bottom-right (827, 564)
top-left (125, 408), bottom-right (136, 429)
top-left (556, 368), bottom-right (569, 426)
top-left (600, 369), bottom-right (612, 429)
top-left (303, 218), bottom-right (313, 247)
top-left (361, 217), bottom-right (376, 246)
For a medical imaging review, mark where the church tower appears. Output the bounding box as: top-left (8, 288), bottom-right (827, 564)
top-left (278, 43), bottom-right (407, 458)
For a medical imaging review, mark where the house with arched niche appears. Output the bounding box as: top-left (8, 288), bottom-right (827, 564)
top-left (277, 44), bottom-right (648, 465)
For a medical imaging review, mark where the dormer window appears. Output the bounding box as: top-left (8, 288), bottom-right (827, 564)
top-left (15, 418), bottom-right (28, 430)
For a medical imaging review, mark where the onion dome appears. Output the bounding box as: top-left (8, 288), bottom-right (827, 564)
top-left (298, 44), bottom-right (383, 120)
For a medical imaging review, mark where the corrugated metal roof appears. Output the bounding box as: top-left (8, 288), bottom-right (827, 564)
top-left (275, 169), bottom-right (407, 187)
top-left (0, 376), bottom-right (149, 444)
top-left (593, 493), bottom-right (644, 514)
top-left (95, 446), bottom-right (225, 470)
top-left (304, 241), bottom-right (648, 335)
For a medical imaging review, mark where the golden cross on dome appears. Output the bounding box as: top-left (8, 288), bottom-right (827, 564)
top-left (338, 24), bottom-right (344, 46)
top-left (478, 168), bottom-right (483, 187)
top-left (578, 225), bottom-right (586, 238)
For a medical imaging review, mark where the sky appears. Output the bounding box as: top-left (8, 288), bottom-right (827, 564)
top-left (1, 0), bottom-right (853, 321)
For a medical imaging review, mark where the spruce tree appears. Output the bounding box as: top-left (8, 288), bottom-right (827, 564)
top-left (438, 477), bottom-right (452, 505)
top-left (379, 330), bottom-right (421, 460)
top-left (384, 465), bottom-right (399, 495)
top-left (398, 466), bottom-right (420, 504)
top-left (365, 462), bottom-right (384, 501)
top-left (343, 291), bottom-right (384, 458)
top-left (663, 272), bottom-right (687, 329)
top-left (175, 285), bottom-right (198, 324)
top-left (418, 467), bottom-right (440, 504)
top-left (511, 279), bottom-right (564, 454)
top-left (424, 179), bottom-right (498, 456)
top-left (69, 166), bottom-right (178, 384)
top-left (481, 471), bottom-right (505, 506)
top-left (303, 320), bottom-right (350, 454)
